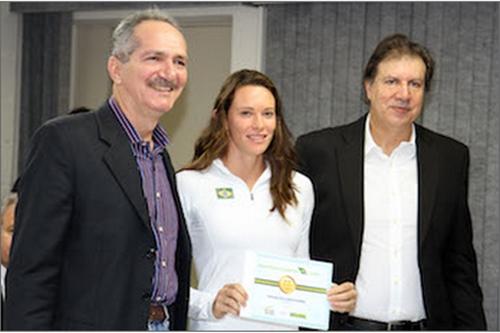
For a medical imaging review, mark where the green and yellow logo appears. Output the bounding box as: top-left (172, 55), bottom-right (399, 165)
top-left (216, 187), bottom-right (234, 199)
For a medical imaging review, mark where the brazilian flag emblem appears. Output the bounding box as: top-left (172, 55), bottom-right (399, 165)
top-left (216, 187), bottom-right (234, 199)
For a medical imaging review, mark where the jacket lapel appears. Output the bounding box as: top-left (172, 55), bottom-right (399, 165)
top-left (96, 104), bottom-right (150, 227)
top-left (337, 116), bottom-right (366, 247)
top-left (416, 125), bottom-right (438, 246)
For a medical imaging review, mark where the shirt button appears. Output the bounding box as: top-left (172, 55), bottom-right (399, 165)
top-left (156, 192), bottom-right (161, 198)
top-left (156, 296), bottom-right (162, 302)
top-left (161, 260), bottom-right (167, 267)
top-left (146, 248), bottom-right (156, 259)
top-left (159, 226), bottom-right (164, 233)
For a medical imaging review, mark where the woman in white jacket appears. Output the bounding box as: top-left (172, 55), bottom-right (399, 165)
top-left (176, 69), bottom-right (356, 330)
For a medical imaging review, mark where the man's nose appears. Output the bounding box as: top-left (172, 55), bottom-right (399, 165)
top-left (160, 61), bottom-right (176, 80)
top-left (396, 83), bottom-right (410, 100)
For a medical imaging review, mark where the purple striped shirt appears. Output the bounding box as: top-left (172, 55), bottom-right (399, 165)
top-left (108, 97), bottom-right (179, 306)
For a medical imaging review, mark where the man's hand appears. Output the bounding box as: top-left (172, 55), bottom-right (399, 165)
top-left (327, 282), bottom-right (357, 313)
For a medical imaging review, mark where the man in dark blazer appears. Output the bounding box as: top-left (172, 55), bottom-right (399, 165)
top-left (296, 34), bottom-right (486, 330)
top-left (5, 9), bottom-right (191, 330)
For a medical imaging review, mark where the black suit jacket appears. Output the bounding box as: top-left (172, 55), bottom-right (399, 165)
top-left (296, 115), bottom-right (486, 330)
top-left (5, 103), bottom-right (191, 330)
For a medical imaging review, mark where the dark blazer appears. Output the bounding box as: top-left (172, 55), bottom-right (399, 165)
top-left (296, 115), bottom-right (486, 330)
top-left (5, 103), bottom-right (191, 330)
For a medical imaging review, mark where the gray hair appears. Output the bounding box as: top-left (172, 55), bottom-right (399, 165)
top-left (111, 8), bottom-right (181, 63)
top-left (1, 192), bottom-right (18, 225)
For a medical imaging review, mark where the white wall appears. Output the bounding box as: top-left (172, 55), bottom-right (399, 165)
top-left (160, 23), bottom-right (232, 170)
top-left (0, 3), bottom-right (21, 198)
top-left (71, 22), bottom-right (113, 110)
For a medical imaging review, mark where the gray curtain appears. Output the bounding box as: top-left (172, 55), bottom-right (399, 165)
top-left (265, 2), bottom-right (499, 329)
top-left (17, 11), bottom-right (72, 173)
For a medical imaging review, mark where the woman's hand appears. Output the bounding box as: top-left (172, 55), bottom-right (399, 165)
top-left (212, 283), bottom-right (249, 319)
top-left (327, 281), bottom-right (357, 313)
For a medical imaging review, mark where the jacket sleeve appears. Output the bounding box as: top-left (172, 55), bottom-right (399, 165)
top-left (5, 121), bottom-right (74, 329)
top-left (445, 147), bottom-right (487, 329)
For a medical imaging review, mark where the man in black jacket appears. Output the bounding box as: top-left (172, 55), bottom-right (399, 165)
top-left (297, 34), bottom-right (486, 330)
top-left (5, 8), bottom-right (191, 330)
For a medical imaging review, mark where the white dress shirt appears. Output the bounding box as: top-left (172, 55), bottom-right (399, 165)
top-left (176, 159), bottom-right (314, 330)
top-left (351, 115), bottom-right (426, 322)
top-left (1, 265), bottom-right (6, 298)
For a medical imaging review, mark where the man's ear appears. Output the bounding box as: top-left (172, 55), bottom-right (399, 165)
top-left (107, 56), bottom-right (122, 84)
top-left (364, 80), bottom-right (372, 102)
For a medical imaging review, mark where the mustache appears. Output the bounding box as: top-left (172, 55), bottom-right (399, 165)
top-left (147, 76), bottom-right (177, 90)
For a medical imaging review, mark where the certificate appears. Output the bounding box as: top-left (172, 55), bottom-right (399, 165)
top-left (240, 251), bottom-right (333, 330)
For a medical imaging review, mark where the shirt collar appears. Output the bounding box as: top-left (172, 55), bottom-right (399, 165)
top-left (108, 96), bottom-right (170, 150)
top-left (364, 113), bottom-right (416, 160)
top-left (212, 158), bottom-right (271, 185)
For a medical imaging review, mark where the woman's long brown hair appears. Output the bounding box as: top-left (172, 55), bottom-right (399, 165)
top-left (182, 69), bottom-right (298, 219)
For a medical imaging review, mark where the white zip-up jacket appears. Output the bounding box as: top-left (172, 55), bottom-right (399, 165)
top-left (177, 158), bottom-right (314, 330)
